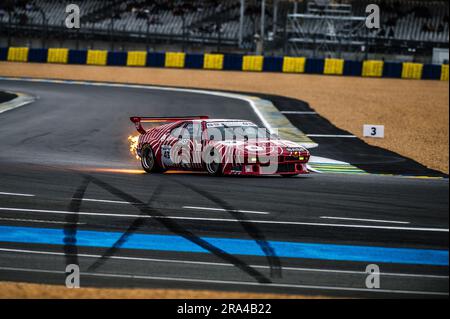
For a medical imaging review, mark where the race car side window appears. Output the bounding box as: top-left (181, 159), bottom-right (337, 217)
top-left (169, 122), bottom-right (200, 140)
top-left (185, 122), bottom-right (202, 141)
top-left (185, 123), bottom-right (194, 138)
top-left (170, 124), bottom-right (186, 139)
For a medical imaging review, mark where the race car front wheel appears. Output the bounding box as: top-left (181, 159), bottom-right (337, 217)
top-left (141, 145), bottom-right (165, 173)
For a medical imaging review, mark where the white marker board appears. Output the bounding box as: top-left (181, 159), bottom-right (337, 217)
top-left (363, 125), bottom-right (384, 138)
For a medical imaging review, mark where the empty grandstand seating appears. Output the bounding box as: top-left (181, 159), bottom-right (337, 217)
top-left (352, 0), bottom-right (448, 43)
top-left (0, 0), bottom-right (448, 49)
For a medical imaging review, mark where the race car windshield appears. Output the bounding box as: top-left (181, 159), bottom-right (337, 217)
top-left (206, 123), bottom-right (275, 141)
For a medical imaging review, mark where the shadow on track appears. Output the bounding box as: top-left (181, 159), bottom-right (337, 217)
top-left (170, 177), bottom-right (282, 279)
top-left (67, 174), bottom-right (276, 284)
top-left (64, 177), bottom-right (91, 270)
top-left (86, 183), bottom-right (164, 272)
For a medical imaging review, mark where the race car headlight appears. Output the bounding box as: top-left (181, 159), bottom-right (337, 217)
top-left (249, 157), bottom-right (257, 163)
top-left (286, 147), bottom-right (305, 152)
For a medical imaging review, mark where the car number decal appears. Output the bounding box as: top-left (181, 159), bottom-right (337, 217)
top-left (161, 145), bottom-right (173, 167)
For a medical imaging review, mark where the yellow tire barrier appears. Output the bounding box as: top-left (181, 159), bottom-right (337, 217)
top-left (47, 48), bottom-right (69, 64)
top-left (401, 62), bottom-right (423, 80)
top-left (7, 47), bottom-right (29, 62)
top-left (362, 60), bottom-right (384, 77)
top-left (242, 55), bottom-right (264, 72)
top-left (127, 51), bottom-right (147, 67)
top-left (441, 64), bottom-right (449, 81)
top-left (86, 50), bottom-right (108, 66)
top-left (282, 57), bottom-right (306, 73)
top-left (4, 45), bottom-right (448, 82)
top-left (324, 58), bottom-right (344, 75)
top-left (203, 54), bottom-right (224, 70)
top-left (165, 52), bottom-right (185, 68)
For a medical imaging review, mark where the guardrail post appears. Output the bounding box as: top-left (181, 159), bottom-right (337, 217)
top-left (239, 0), bottom-right (245, 48)
top-left (7, 10), bottom-right (12, 47)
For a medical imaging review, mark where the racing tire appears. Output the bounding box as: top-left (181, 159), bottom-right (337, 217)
top-left (141, 145), bottom-right (166, 174)
top-left (204, 147), bottom-right (223, 176)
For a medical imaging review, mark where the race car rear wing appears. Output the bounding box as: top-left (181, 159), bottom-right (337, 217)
top-left (130, 116), bottom-right (209, 134)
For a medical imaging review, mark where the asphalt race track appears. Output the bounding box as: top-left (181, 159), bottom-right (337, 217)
top-left (0, 78), bottom-right (448, 298)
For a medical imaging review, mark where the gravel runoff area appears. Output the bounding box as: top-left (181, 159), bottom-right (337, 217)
top-left (1, 62), bottom-right (447, 174)
top-left (0, 282), bottom-right (324, 299)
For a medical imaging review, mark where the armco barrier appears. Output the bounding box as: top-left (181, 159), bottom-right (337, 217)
top-left (68, 49), bottom-right (87, 64)
top-left (0, 47), bottom-right (447, 81)
top-left (362, 60), bottom-right (384, 77)
top-left (47, 48), bottom-right (69, 64)
top-left (282, 57), bottom-right (306, 73)
top-left (383, 62), bottom-right (403, 78)
top-left (305, 58), bottom-right (325, 74)
top-left (343, 60), bottom-right (363, 76)
top-left (223, 54), bottom-right (243, 71)
top-left (185, 53), bottom-right (204, 69)
top-left (86, 49), bottom-right (108, 66)
top-left (165, 52), bottom-right (185, 68)
top-left (323, 58), bottom-right (344, 75)
top-left (242, 55), bottom-right (264, 72)
top-left (263, 56), bottom-right (283, 72)
top-left (203, 54), bottom-right (224, 70)
top-left (28, 48), bottom-right (48, 63)
top-left (7, 47), bottom-right (29, 62)
top-left (126, 51), bottom-right (146, 67)
top-left (422, 64), bottom-right (442, 80)
top-left (441, 64), bottom-right (449, 81)
top-left (0, 48), bottom-right (7, 61)
top-left (401, 62), bottom-right (423, 80)
top-left (107, 51), bottom-right (127, 66)
top-left (147, 52), bottom-right (165, 67)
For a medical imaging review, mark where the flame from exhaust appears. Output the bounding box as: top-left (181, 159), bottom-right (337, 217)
top-left (90, 168), bottom-right (145, 174)
top-left (128, 135), bottom-right (140, 160)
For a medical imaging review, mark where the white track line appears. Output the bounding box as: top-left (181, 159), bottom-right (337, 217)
top-left (0, 192), bottom-right (35, 197)
top-left (0, 248), bottom-right (447, 279)
top-left (281, 111), bottom-right (317, 115)
top-left (0, 266), bottom-right (446, 296)
top-left (0, 217), bottom-right (86, 225)
top-left (183, 206), bottom-right (270, 215)
top-left (321, 216), bottom-right (410, 224)
top-left (306, 134), bottom-right (357, 138)
top-left (0, 217), bottom-right (85, 225)
top-left (0, 207), bottom-right (448, 232)
top-left (77, 198), bottom-right (133, 205)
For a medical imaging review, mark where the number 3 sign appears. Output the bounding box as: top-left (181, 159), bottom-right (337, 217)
top-left (363, 125), bottom-right (384, 138)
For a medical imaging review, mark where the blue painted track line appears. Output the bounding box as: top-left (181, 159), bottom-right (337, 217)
top-left (0, 225), bottom-right (447, 266)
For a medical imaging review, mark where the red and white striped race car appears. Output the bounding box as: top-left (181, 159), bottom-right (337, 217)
top-left (130, 116), bottom-right (310, 177)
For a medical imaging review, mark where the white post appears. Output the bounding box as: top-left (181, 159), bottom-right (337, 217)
top-left (239, 0), bottom-right (245, 48)
top-left (273, 0), bottom-right (278, 35)
top-left (261, 0), bottom-right (266, 54)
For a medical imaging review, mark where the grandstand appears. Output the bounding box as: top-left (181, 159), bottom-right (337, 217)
top-left (0, 0), bottom-right (448, 61)
top-left (352, 0), bottom-right (448, 43)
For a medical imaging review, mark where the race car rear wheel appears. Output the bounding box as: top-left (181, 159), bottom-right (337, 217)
top-left (205, 147), bottom-right (222, 176)
top-left (141, 145), bottom-right (165, 173)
